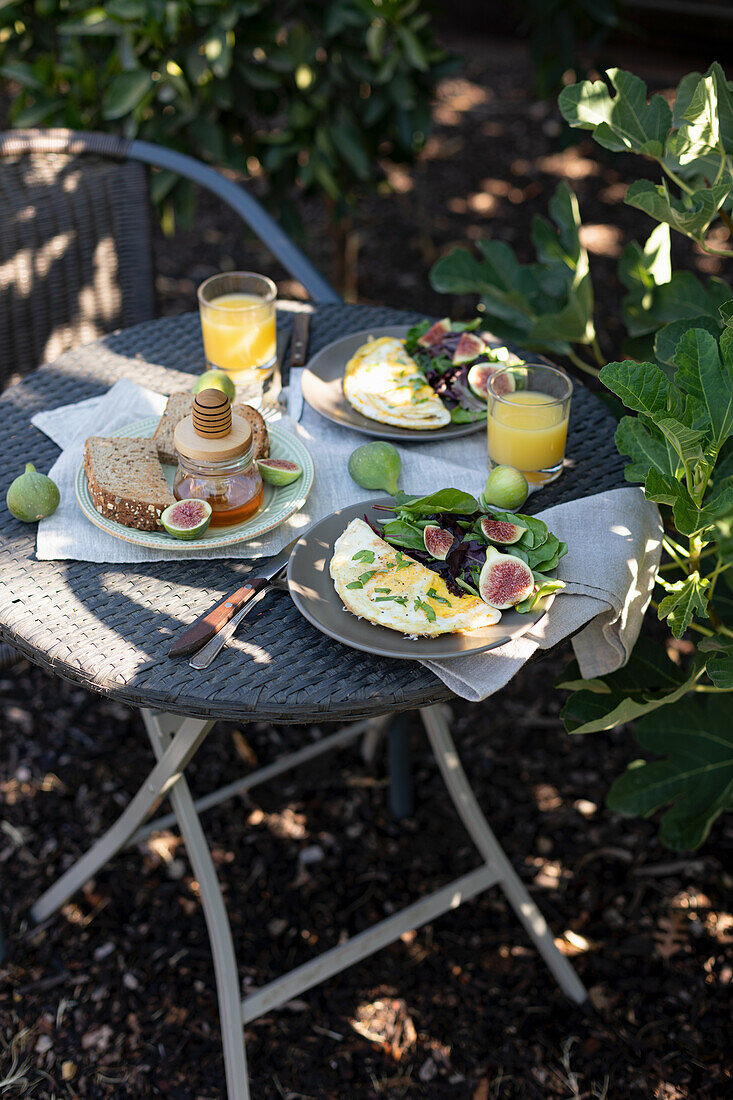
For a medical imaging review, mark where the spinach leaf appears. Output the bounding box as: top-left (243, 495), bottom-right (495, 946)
top-left (396, 488), bottom-right (479, 516)
top-left (379, 518), bottom-right (425, 551)
top-left (450, 406), bottom-right (486, 423)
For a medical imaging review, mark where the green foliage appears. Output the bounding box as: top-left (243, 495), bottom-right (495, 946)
top-left (559, 63), bottom-right (733, 254)
top-left (0, 0), bottom-right (450, 224)
top-left (430, 182), bottom-right (597, 363)
top-left (607, 696), bottom-right (733, 850)
top-left (557, 638), bottom-right (705, 734)
top-left (430, 59), bottom-right (733, 850)
top-left (518, 0), bottom-right (621, 100)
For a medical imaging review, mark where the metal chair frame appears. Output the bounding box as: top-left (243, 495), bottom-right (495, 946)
top-left (0, 128), bottom-right (341, 306)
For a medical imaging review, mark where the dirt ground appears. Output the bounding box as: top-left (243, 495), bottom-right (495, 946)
top-left (2, 32), bottom-right (732, 1100)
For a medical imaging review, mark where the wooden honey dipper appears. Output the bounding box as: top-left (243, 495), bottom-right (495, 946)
top-left (192, 388), bottom-right (232, 438)
top-left (174, 387), bottom-right (253, 464)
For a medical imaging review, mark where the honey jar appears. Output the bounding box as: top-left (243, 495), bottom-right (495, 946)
top-left (173, 388), bottom-right (264, 527)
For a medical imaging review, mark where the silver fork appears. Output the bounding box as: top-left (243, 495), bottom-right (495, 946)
top-left (189, 571), bottom-right (289, 669)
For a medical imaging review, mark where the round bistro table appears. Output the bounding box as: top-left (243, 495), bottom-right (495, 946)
top-left (0, 303), bottom-right (627, 1099)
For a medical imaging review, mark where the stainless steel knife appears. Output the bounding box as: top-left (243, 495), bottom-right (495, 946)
top-left (189, 570), bottom-right (291, 669)
top-left (168, 535), bottom-right (299, 658)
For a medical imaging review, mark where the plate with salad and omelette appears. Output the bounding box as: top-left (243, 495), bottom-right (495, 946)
top-left (300, 321), bottom-right (525, 442)
top-left (287, 490), bottom-right (566, 659)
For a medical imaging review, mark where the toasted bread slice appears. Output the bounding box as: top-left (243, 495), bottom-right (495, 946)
top-left (84, 436), bottom-right (175, 531)
top-left (153, 394), bottom-right (270, 465)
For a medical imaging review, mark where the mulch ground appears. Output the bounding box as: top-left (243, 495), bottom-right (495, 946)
top-left (2, 31), bottom-right (732, 1100)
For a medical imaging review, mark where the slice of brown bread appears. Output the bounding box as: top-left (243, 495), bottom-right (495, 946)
top-left (85, 436), bottom-right (175, 531)
top-left (153, 394), bottom-right (270, 465)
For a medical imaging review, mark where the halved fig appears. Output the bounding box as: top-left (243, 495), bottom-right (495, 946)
top-left (423, 524), bottom-right (454, 560)
top-left (452, 332), bottom-right (485, 365)
top-left (161, 498), bottom-right (212, 539)
top-left (480, 516), bottom-right (526, 545)
top-left (417, 318), bottom-right (451, 347)
top-left (257, 458), bottom-right (302, 486)
top-left (479, 546), bottom-right (534, 609)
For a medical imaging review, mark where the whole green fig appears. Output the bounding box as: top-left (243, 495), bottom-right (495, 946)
top-left (6, 463), bottom-right (60, 522)
top-left (482, 465), bottom-right (528, 511)
top-left (348, 442), bottom-right (401, 496)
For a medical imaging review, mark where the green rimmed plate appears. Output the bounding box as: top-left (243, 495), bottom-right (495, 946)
top-left (75, 416), bottom-right (314, 550)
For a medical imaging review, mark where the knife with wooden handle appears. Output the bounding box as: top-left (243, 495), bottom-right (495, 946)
top-left (168, 535), bottom-right (300, 657)
top-left (287, 312), bottom-right (311, 372)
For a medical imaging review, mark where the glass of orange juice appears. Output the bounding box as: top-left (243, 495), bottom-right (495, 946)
top-left (198, 272), bottom-right (277, 404)
top-left (486, 364), bottom-right (572, 486)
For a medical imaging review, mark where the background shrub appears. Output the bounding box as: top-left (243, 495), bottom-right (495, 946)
top-left (0, 0), bottom-right (452, 229)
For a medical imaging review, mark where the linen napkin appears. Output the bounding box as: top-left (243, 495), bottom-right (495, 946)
top-left (32, 378), bottom-right (497, 563)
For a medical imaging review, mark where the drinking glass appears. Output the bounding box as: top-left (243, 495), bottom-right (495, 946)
top-left (198, 272), bottom-right (277, 405)
top-left (486, 363), bottom-right (573, 485)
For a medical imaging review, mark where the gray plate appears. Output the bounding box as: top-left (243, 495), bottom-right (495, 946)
top-left (301, 325), bottom-right (486, 441)
top-left (287, 498), bottom-right (554, 660)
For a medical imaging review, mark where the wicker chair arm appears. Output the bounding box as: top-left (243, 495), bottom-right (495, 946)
top-left (0, 128), bottom-right (130, 160)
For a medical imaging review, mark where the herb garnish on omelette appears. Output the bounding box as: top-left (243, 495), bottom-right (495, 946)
top-left (330, 488), bottom-right (568, 638)
top-left (342, 320), bottom-right (525, 430)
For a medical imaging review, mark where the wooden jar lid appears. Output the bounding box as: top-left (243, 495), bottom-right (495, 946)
top-left (174, 388), bottom-right (252, 463)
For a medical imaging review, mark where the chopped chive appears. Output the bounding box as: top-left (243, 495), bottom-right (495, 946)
top-left (352, 549), bottom-right (375, 563)
top-left (375, 587), bottom-right (391, 593)
top-left (346, 581), bottom-right (363, 590)
top-left (427, 587), bottom-right (451, 605)
top-left (358, 570), bottom-right (379, 584)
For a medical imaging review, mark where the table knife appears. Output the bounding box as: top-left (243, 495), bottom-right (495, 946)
top-left (263, 326), bottom-right (291, 412)
top-left (288, 312), bottom-right (311, 375)
top-left (188, 570), bottom-right (291, 669)
top-left (168, 535), bottom-right (300, 658)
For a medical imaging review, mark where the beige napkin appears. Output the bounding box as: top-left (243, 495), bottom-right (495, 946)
top-left (32, 379), bottom-right (500, 562)
top-left (422, 488), bottom-right (663, 700)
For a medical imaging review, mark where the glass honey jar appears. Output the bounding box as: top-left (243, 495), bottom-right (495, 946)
top-left (173, 388), bottom-right (264, 527)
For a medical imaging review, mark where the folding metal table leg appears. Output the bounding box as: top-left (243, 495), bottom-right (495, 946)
top-left (420, 705), bottom-right (588, 1004)
top-left (142, 710), bottom-right (250, 1100)
top-left (31, 715), bottom-right (214, 923)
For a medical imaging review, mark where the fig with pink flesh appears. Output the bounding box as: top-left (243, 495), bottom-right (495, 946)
top-left (467, 362), bottom-right (517, 400)
top-left (423, 524), bottom-right (453, 560)
top-left (417, 318), bottom-right (451, 347)
top-left (161, 498), bottom-right (212, 539)
top-left (452, 332), bottom-right (485, 365)
top-left (480, 515), bottom-right (525, 545)
top-left (479, 546), bottom-right (534, 609)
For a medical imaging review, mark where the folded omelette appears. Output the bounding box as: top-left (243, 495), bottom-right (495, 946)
top-left (331, 519), bottom-right (500, 637)
top-left (343, 336), bottom-right (450, 429)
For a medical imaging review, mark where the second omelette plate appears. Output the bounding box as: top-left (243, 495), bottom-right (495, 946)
top-left (300, 325), bottom-right (486, 441)
top-left (287, 498), bottom-right (555, 660)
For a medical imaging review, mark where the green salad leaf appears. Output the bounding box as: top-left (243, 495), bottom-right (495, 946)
top-left (394, 488), bottom-right (479, 515)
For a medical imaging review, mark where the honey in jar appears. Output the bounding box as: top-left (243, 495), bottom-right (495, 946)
top-left (173, 389), bottom-right (264, 527)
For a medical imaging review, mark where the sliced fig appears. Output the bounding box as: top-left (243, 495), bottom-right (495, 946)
top-left (161, 498), bottom-right (212, 539)
top-left (423, 524), bottom-right (454, 560)
top-left (452, 332), bottom-right (485, 365)
top-left (257, 458), bottom-right (302, 486)
top-left (479, 546), bottom-right (533, 609)
top-left (480, 516), bottom-right (526, 545)
top-left (417, 318), bottom-right (451, 347)
top-left (490, 368), bottom-right (518, 397)
top-left (467, 362), bottom-right (514, 400)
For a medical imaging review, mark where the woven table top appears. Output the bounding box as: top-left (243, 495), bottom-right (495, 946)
top-left (0, 303), bottom-right (627, 722)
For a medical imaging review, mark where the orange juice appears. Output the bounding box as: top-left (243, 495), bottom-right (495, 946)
top-left (487, 391), bottom-right (569, 483)
top-left (200, 293), bottom-right (277, 379)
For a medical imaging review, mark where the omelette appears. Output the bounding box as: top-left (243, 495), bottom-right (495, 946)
top-left (344, 337), bottom-right (451, 430)
top-left (330, 519), bottom-right (501, 637)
